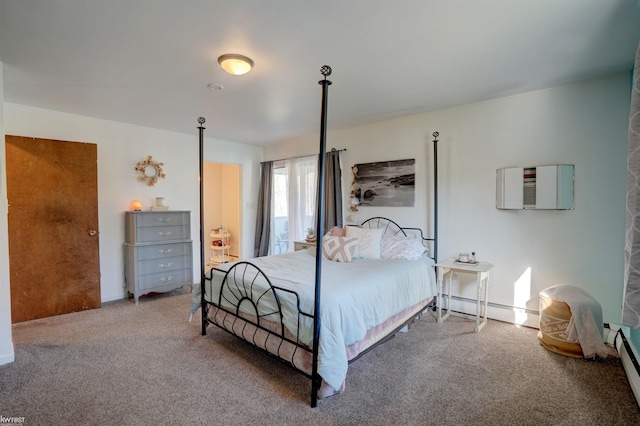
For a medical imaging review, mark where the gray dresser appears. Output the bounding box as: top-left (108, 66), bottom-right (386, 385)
top-left (124, 211), bottom-right (193, 303)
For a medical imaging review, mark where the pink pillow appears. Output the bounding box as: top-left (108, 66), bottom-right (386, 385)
top-left (322, 236), bottom-right (358, 263)
top-left (325, 226), bottom-right (346, 237)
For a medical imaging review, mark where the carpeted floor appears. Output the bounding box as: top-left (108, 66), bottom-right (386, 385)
top-left (1, 288), bottom-right (639, 425)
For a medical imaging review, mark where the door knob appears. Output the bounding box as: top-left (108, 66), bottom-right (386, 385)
top-left (89, 230), bottom-right (97, 236)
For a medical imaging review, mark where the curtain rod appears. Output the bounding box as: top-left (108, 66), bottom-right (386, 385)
top-left (260, 148), bottom-right (346, 165)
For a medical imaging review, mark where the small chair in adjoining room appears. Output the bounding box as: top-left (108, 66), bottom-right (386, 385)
top-left (275, 233), bottom-right (289, 254)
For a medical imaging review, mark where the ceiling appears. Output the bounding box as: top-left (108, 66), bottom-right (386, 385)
top-left (1, 0), bottom-right (639, 146)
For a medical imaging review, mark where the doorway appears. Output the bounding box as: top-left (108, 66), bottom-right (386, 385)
top-left (203, 162), bottom-right (241, 266)
top-left (5, 136), bottom-right (101, 323)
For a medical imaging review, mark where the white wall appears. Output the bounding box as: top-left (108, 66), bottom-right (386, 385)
top-left (265, 74), bottom-right (630, 326)
top-left (3, 104), bottom-right (262, 304)
top-left (0, 62), bottom-right (16, 364)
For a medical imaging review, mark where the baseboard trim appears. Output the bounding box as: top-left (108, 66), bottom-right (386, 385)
top-left (615, 328), bottom-right (640, 407)
top-left (101, 293), bottom-right (125, 303)
top-left (0, 347), bottom-right (15, 366)
top-left (444, 295), bottom-right (540, 328)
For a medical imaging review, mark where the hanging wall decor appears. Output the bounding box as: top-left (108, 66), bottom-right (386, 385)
top-left (135, 155), bottom-right (166, 186)
top-left (349, 165), bottom-right (360, 216)
top-left (353, 158), bottom-right (415, 207)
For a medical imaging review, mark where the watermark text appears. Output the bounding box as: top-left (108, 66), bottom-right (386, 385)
top-left (0, 415), bottom-right (25, 424)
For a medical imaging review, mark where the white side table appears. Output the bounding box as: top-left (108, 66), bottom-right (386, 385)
top-left (294, 240), bottom-right (317, 251)
top-left (435, 259), bottom-right (495, 332)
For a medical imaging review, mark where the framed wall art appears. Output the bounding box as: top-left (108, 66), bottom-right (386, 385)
top-left (352, 158), bottom-right (415, 207)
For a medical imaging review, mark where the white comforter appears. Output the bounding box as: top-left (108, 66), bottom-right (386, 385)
top-left (206, 249), bottom-right (436, 390)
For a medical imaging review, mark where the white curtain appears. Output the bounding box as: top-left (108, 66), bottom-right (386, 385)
top-left (623, 42), bottom-right (640, 328)
top-left (286, 155), bottom-right (318, 251)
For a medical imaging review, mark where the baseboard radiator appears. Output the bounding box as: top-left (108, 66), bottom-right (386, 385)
top-left (614, 327), bottom-right (640, 407)
top-left (444, 295), bottom-right (540, 328)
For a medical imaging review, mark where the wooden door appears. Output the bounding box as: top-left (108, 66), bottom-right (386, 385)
top-left (6, 136), bottom-right (101, 323)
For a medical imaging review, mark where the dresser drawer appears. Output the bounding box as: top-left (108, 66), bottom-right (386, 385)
top-left (135, 268), bottom-right (193, 292)
top-left (136, 211), bottom-right (190, 227)
top-left (125, 211), bottom-right (191, 243)
top-left (132, 225), bottom-right (190, 243)
top-left (136, 255), bottom-right (190, 275)
top-left (132, 242), bottom-right (192, 260)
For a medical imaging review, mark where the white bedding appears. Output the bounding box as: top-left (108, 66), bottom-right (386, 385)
top-left (205, 248), bottom-right (436, 391)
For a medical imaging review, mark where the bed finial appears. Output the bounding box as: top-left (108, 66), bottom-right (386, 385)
top-left (432, 131), bottom-right (439, 140)
top-left (319, 65), bottom-right (333, 86)
top-left (197, 117), bottom-right (206, 126)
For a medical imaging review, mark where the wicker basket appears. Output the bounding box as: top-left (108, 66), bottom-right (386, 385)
top-left (537, 290), bottom-right (583, 358)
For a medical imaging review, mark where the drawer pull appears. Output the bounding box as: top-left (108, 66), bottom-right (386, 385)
top-left (160, 276), bottom-right (174, 282)
top-left (157, 217), bottom-right (173, 223)
top-left (158, 263), bottom-right (174, 269)
top-left (157, 231), bottom-right (173, 237)
top-left (158, 248), bottom-right (174, 254)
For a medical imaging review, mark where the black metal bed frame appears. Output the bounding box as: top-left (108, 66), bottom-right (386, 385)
top-left (360, 216), bottom-right (436, 261)
top-left (196, 67), bottom-right (440, 407)
top-left (203, 261), bottom-right (315, 378)
top-left (201, 217), bottom-right (436, 404)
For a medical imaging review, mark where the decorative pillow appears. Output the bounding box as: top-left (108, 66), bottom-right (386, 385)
top-left (345, 227), bottom-right (384, 259)
top-left (325, 226), bottom-right (346, 237)
top-left (322, 236), bottom-right (358, 263)
top-left (380, 234), bottom-right (427, 260)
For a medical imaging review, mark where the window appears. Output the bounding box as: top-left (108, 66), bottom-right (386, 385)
top-left (270, 156), bottom-right (318, 254)
top-left (271, 162), bottom-right (289, 254)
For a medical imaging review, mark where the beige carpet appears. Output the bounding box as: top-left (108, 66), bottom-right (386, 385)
top-left (1, 287), bottom-right (639, 426)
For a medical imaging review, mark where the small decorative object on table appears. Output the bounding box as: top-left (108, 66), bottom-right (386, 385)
top-left (150, 196), bottom-right (169, 211)
top-left (306, 227), bottom-right (316, 242)
top-left (455, 251), bottom-right (479, 265)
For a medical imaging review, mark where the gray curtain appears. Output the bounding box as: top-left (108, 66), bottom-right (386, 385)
top-left (323, 150), bottom-right (343, 230)
top-left (623, 42), bottom-right (640, 328)
top-left (254, 161), bottom-right (273, 257)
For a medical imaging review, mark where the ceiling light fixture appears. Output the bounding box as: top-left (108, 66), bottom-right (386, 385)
top-left (217, 53), bottom-right (254, 76)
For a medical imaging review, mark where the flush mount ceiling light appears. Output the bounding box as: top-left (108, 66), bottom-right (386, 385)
top-left (217, 53), bottom-right (254, 76)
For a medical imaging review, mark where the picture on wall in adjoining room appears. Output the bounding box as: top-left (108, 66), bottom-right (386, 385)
top-left (353, 158), bottom-right (415, 207)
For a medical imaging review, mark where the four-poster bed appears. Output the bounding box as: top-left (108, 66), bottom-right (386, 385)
top-left (196, 67), bottom-right (440, 407)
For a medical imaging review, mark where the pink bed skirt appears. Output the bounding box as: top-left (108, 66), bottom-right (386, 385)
top-left (207, 296), bottom-right (433, 399)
